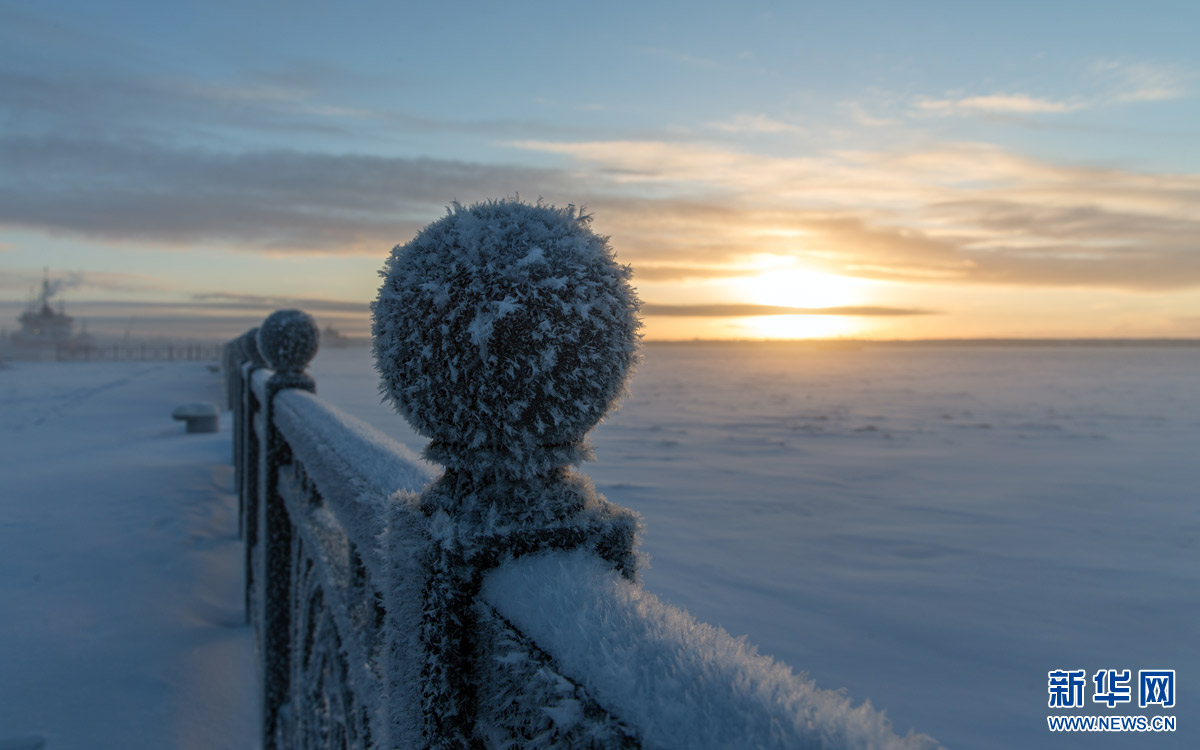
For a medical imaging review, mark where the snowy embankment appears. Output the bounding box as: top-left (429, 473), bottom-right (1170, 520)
top-left (0, 361), bottom-right (257, 750)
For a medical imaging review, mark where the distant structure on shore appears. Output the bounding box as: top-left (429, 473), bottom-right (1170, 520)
top-left (322, 324), bottom-right (367, 348)
top-left (0, 271), bottom-right (224, 363)
top-left (2, 269), bottom-right (93, 360)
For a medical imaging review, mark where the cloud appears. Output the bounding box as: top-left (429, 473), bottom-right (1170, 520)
top-left (643, 304), bottom-right (936, 317)
top-left (632, 265), bottom-right (764, 282)
top-left (914, 61), bottom-right (1190, 120)
top-left (513, 138), bottom-right (1200, 292)
top-left (1093, 60), bottom-right (1190, 103)
top-left (0, 62), bottom-right (638, 166)
top-left (916, 93), bottom-right (1085, 115)
top-left (0, 136), bottom-right (571, 251)
top-left (189, 292), bottom-right (368, 313)
top-left (509, 139), bottom-right (762, 185)
top-left (0, 68), bottom-right (365, 146)
top-left (3, 109), bottom-right (1197, 294)
top-left (839, 101), bottom-right (899, 128)
top-left (707, 114), bottom-right (807, 136)
top-left (0, 57), bottom-right (668, 254)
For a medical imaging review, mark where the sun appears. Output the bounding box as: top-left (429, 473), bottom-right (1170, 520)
top-left (729, 267), bottom-right (870, 339)
top-left (733, 267), bottom-right (865, 309)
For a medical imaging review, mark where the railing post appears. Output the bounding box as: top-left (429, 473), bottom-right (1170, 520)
top-left (238, 329), bottom-right (268, 537)
top-left (230, 333), bottom-right (250, 473)
top-left (371, 199), bottom-right (642, 748)
top-left (238, 329), bottom-right (269, 625)
top-left (254, 309), bottom-right (320, 750)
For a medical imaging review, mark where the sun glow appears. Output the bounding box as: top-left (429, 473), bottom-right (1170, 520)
top-left (730, 267), bottom-right (871, 338)
top-left (734, 267), bottom-right (867, 309)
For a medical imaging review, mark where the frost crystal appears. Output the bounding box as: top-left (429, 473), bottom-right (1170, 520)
top-left (371, 199), bottom-right (641, 479)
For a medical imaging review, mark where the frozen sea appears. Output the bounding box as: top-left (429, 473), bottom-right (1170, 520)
top-left (308, 341), bottom-right (1199, 750)
top-left (1, 342), bottom-right (1196, 749)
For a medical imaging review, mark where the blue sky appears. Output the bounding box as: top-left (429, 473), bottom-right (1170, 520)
top-left (2, 0), bottom-right (1198, 340)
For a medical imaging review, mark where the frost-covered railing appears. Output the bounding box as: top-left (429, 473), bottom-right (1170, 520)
top-left (224, 200), bottom-right (939, 750)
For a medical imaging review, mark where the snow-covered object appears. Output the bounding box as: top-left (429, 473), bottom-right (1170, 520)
top-left (272, 387), bottom-right (433, 576)
top-left (473, 600), bottom-right (640, 748)
top-left (171, 401), bottom-right (220, 433)
top-left (257, 309), bottom-right (320, 374)
top-left (238, 358), bottom-right (436, 748)
top-left (370, 200), bottom-right (644, 746)
top-left (482, 550), bottom-right (943, 750)
top-left (372, 199), bottom-right (641, 479)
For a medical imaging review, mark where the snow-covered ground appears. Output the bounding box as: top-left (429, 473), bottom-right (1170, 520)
top-left (0, 361), bottom-right (257, 750)
top-left (1, 343), bottom-right (1196, 750)
top-left (309, 342), bottom-right (1199, 750)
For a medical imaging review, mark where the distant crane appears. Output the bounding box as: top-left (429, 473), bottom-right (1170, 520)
top-left (123, 316), bottom-right (137, 343)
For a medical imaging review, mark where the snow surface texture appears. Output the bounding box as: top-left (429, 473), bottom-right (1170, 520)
top-left (371, 199), bottom-right (641, 479)
top-left (272, 386), bottom-right (432, 576)
top-left (0, 361), bottom-right (258, 749)
top-left (472, 601), bottom-right (640, 749)
top-left (482, 550), bottom-right (939, 750)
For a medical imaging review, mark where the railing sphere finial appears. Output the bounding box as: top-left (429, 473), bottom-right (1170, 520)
top-left (258, 309), bottom-right (320, 375)
top-left (372, 198), bottom-right (641, 479)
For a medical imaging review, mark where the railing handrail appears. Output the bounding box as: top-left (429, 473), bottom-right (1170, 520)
top-left (482, 550), bottom-right (933, 750)
top-left (270, 382), bottom-right (432, 577)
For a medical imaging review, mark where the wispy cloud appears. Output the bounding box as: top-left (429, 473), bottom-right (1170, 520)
top-left (5, 129), bottom-right (1196, 293)
top-left (632, 265), bottom-right (763, 282)
top-left (707, 114), bottom-right (807, 136)
top-left (914, 60), bottom-right (1190, 119)
top-left (189, 292), bottom-right (367, 312)
top-left (916, 93), bottom-right (1085, 115)
top-left (1094, 60), bottom-right (1190, 103)
top-left (182, 80), bottom-right (377, 119)
top-left (0, 62), bottom-right (634, 164)
top-left (839, 101), bottom-right (899, 128)
top-left (643, 304), bottom-right (936, 317)
top-left (515, 138), bottom-right (1200, 292)
top-left (0, 136), bottom-right (569, 251)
